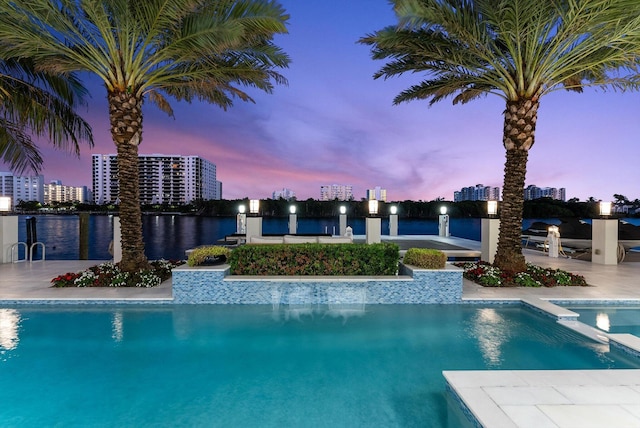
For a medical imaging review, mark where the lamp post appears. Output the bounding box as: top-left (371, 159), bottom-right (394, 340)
top-left (547, 225), bottom-right (560, 258)
top-left (389, 205), bottom-right (398, 236)
top-left (0, 196), bottom-right (17, 263)
top-left (593, 201), bottom-right (618, 265)
top-left (246, 199), bottom-right (263, 243)
top-left (339, 205), bottom-right (347, 236)
top-left (236, 204), bottom-right (247, 234)
top-left (438, 206), bottom-right (449, 237)
top-left (481, 201), bottom-right (500, 263)
top-left (289, 205), bottom-right (297, 234)
top-left (366, 200), bottom-right (381, 244)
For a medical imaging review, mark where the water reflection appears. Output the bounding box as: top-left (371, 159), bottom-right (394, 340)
top-left (111, 311), bottom-right (124, 342)
top-left (596, 313), bottom-right (610, 332)
top-left (471, 308), bottom-right (511, 367)
top-left (0, 309), bottom-right (21, 351)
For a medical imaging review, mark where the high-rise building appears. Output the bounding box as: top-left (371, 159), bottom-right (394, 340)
top-left (0, 172), bottom-right (44, 208)
top-left (92, 154), bottom-right (220, 205)
top-left (524, 185), bottom-right (566, 201)
top-left (366, 186), bottom-right (387, 202)
top-left (453, 184), bottom-right (500, 202)
top-left (320, 184), bottom-right (353, 201)
top-left (44, 181), bottom-right (89, 204)
top-left (272, 188), bottom-right (296, 200)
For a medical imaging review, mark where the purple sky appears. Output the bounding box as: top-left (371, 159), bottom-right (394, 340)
top-left (3, 0), bottom-right (639, 202)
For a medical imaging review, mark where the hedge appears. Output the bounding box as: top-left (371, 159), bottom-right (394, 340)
top-left (403, 248), bottom-right (447, 269)
top-left (228, 243), bottom-right (399, 275)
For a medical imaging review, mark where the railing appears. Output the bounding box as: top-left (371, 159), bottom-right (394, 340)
top-left (29, 242), bottom-right (46, 262)
top-left (10, 242), bottom-right (46, 263)
top-left (10, 242), bottom-right (27, 263)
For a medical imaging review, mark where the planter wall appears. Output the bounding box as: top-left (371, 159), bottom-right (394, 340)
top-left (172, 263), bottom-right (463, 304)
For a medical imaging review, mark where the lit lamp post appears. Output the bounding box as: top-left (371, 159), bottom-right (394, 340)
top-left (389, 205), bottom-right (398, 236)
top-left (547, 225), bottom-right (560, 258)
top-left (236, 205), bottom-right (247, 234)
top-left (246, 199), bottom-right (263, 243)
top-left (366, 200), bottom-right (381, 244)
top-left (289, 205), bottom-right (297, 234)
top-left (481, 200), bottom-right (500, 263)
top-left (592, 201), bottom-right (618, 265)
top-left (0, 196), bottom-right (18, 263)
top-left (438, 206), bottom-right (450, 237)
top-left (339, 205), bottom-right (347, 236)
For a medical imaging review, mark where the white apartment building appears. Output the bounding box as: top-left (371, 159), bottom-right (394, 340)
top-left (272, 188), bottom-right (296, 200)
top-left (320, 184), bottom-right (354, 201)
top-left (44, 181), bottom-right (88, 204)
top-left (0, 172), bottom-right (44, 208)
top-left (92, 154), bottom-right (221, 205)
top-left (453, 184), bottom-right (500, 202)
top-left (524, 185), bottom-right (566, 201)
top-left (366, 186), bottom-right (387, 202)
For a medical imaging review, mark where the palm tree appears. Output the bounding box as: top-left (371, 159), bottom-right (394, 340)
top-left (0, 0), bottom-right (290, 271)
top-left (360, 0), bottom-right (640, 272)
top-left (0, 58), bottom-right (93, 173)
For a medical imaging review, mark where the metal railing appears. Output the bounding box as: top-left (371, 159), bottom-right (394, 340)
top-left (10, 242), bottom-right (46, 263)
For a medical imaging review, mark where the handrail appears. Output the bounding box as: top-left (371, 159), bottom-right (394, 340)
top-left (10, 242), bottom-right (28, 263)
top-left (29, 242), bottom-right (46, 262)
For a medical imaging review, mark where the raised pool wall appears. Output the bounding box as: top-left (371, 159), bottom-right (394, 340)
top-left (172, 263), bottom-right (463, 304)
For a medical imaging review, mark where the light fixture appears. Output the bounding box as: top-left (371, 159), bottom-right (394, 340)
top-left (440, 206), bottom-right (447, 215)
top-left (249, 199), bottom-right (260, 214)
top-left (0, 196), bottom-right (10, 212)
top-left (487, 200), bottom-right (498, 217)
top-left (289, 205), bottom-right (296, 214)
top-left (548, 225), bottom-right (559, 235)
top-left (599, 201), bottom-right (612, 218)
top-left (368, 200), bottom-right (379, 215)
top-left (339, 205), bottom-right (346, 215)
top-left (238, 204), bottom-right (246, 214)
top-left (390, 205), bottom-right (397, 215)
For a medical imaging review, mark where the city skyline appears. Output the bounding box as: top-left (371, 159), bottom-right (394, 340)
top-left (1, 0), bottom-right (639, 202)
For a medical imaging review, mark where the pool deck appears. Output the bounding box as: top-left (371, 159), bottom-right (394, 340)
top-left (1, 235), bottom-right (640, 428)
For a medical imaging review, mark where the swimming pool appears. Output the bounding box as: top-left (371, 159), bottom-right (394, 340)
top-left (0, 305), bottom-right (637, 427)
top-left (566, 305), bottom-right (640, 336)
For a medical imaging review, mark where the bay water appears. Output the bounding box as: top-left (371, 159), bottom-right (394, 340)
top-left (14, 214), bottom-right (640, 261)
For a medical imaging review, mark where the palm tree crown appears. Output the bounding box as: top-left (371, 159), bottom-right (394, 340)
top-left (361, 0), bottom-right (640, 271)
top-left (0, 58), bottom-right (93, 173)
top-left (0, 0), bottom-right (290, 271)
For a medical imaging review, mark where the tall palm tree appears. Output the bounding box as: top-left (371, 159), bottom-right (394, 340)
top-left (0, 58), bottom-right (93, 173)
top-left (0, 0), bottom-right (290, 271)
top-left (361, 0), bottom-right (640, 272)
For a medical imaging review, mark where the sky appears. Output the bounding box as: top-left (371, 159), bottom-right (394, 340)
top-left (2, 0), bottom-right (639, 202)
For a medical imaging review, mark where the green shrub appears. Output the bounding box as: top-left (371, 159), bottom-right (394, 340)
top-left (228, 243), bottom-right (399, 275)
top-left (187, 246), bottom-right (232, 267)
top-left (403, 248), bottom-right (447, 269)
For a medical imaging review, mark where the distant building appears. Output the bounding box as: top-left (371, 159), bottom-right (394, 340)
top-left (320, 184), bottom-right (353, 201)
top-left (272, 188), bottom-right (296, 200)
top-left (0, 172), bottom-right (44, 208)
top-left (453, 184), bottom-right (500, 202)
top-left (92, 154), bottom-right (220, 205)
top-left (366, 186), bottom-right (387, 202)
top-left (524, 185), bottom-right (566, 201)
top-left (44, 181), bottom-right (88, 204)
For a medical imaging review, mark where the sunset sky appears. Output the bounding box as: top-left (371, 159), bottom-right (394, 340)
top-left (2, 0), bottom-right (639, 202)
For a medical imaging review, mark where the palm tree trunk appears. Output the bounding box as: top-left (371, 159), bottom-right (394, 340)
top-left (108, 90), bottom-right (148, 272)
top-left (494, 98), bottom-right (539, 272)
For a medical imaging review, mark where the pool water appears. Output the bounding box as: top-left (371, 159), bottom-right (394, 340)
top-left (567, 306), bottom-right (640, 336)
top-left (0, 305), bottom-right (638, 427)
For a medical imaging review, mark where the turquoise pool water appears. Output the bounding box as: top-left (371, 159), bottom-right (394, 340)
top-left (0, 305), bottom-right (638, 427)
top-left (567, 306), bottom-right (640, 336)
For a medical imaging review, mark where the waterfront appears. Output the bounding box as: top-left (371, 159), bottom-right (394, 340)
top-left (13, 214), bottom-right (640, 261)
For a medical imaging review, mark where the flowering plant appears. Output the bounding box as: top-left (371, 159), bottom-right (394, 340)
top-left (51, 259), bottom-right (183, 288)
top-left (454, 261), bottom-right (587, 287)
